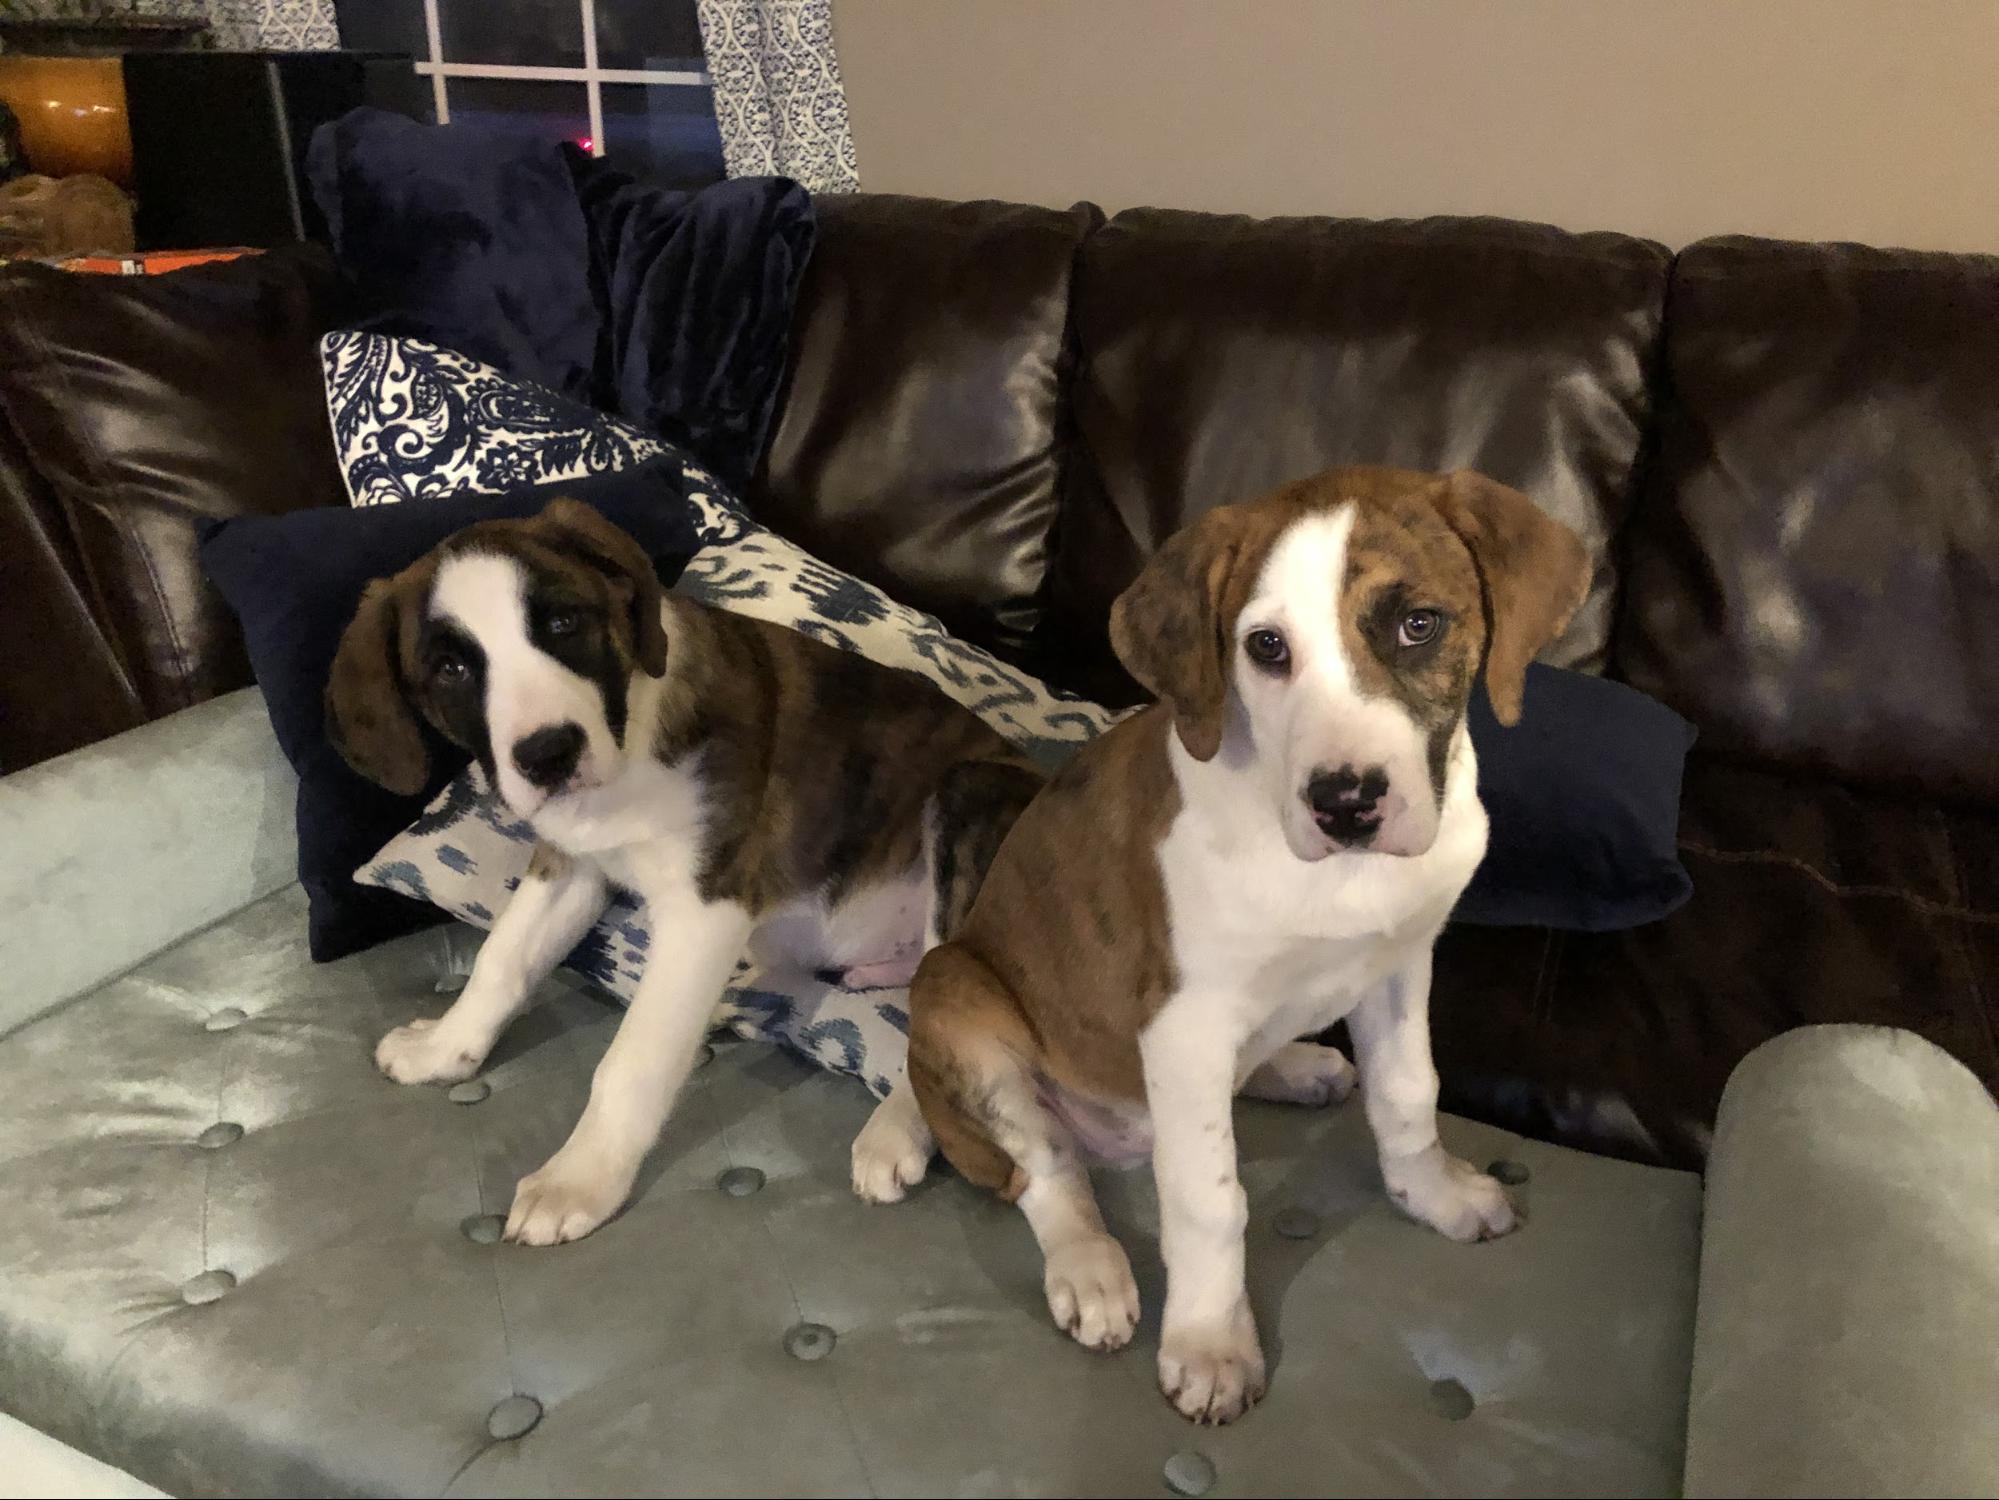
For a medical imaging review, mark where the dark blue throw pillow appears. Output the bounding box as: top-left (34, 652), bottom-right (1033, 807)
top-left (199, 460), bottom-right (704, 962)
top-left (305, 108), bottom-right (816, 492)
top-left (1458, 664), bottom-right (1696, 931)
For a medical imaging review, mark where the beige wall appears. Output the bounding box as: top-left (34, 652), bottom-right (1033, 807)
top-left (832, 0), bottom-right (1999, 253)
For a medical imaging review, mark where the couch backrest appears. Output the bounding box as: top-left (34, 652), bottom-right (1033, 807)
top-left (1614, 237), bottom-right (1999, 801)
top-left (1040, 208), bottom-right (1672, 701)
top-left (751, 193), bottom-right (1100, 665)
top-left (0, 246), bottom-right (347, 771)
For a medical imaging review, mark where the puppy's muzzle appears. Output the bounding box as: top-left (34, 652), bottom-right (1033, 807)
top-left (513, 722), bottom-right (586, 790)
top-left (1304, 765), bottom-right (1388, 847)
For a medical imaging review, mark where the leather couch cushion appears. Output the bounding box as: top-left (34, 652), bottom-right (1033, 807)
top-left (0, 415), bottom-right (147, 773)
top-left (0, 247), bottom-right (348, 720)
top-left (1051, 210), bottom-right (1671, 701)
top-left (1429, 757), bottom-right (1999, 1169)
top-left (752, 194), bottom-right (1101, 663)
top-left (1614, 237), bottom-right (1999, 799)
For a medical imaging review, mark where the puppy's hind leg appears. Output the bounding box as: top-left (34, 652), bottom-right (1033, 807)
top-left (1239, 1041), bottom-right (1356, 1108)
top-left (910, 944), bottom-right (1140, 1354)
top-left (851, 755), bottom-right (1044, 1205)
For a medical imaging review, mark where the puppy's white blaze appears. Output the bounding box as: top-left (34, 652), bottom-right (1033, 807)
top-left (1234, 505), bottom-right (1438, 861)
top-left (429, 551), bottom-right (618, 816)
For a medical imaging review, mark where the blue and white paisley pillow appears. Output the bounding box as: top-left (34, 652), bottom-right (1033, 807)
top-left (320, 332), bottom-right (1119, 1094)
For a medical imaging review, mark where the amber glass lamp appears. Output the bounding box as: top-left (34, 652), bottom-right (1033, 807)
top-left (0, 53), bottom-right (134, 185)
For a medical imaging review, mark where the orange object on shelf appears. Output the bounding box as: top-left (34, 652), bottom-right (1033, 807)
top-left (58, 247), bottom-right (260, 276)
top-left (0, 54), bottom-right (134, 188)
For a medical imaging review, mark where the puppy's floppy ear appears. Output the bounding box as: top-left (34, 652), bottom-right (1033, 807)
top-left (325, 577), bottom-right (429, 796)
top-left (1433, 470), bottom-right (1591, 726)
top-left (1109, 506), bottom-right (1243, 761)
top-left (534, 497), bottom-right (667, 677)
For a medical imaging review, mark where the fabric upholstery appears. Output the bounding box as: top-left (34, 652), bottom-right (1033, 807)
top-left (307, 109), bottom-right (601, 408)
top-left (1683, 1026), bottom-right (1999, 1497)
top-left (199, 460), bottom-right (707, 962)
top-left (0, 881), bottom-right (1701, 1498)
top-left (752, 193), bottom-right (1102, 663)
top-left (0, 247), bottom-right (349, 724)
top-left (1459, 665), bottom-right (1694, 932)
top-left (1049, 209), bottom-right (1671, 702)
top-left (0, 690), bottom-right (296, 1037)
top-left (1616, 236), bottom-right (1999, 800)
top-left (308, 109), bottom-right (815, 493)
top-left (320, 333), bottom-right (682, 507)
top-left (568, 150), bottom-right (816, 492)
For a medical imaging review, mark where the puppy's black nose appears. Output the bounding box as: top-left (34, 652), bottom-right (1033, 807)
top-left (1306, 765), bottom-right (1389, 844)
top-left (512, 723), bottom-right (585, 789)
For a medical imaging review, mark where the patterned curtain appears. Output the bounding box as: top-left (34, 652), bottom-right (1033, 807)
top-left (695, 0), bottom-right (859, 194)
top-left (129, 0), bottom-right (338, 49)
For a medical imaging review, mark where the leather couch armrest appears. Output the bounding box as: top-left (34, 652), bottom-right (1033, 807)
top-left (1684, 1025), bottom-right (1999, 1497)
top-left (0, 688), bottom-right (297, 1036)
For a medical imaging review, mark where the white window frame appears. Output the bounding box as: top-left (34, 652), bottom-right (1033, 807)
top-left (415, 0), bottom-right (710, 156)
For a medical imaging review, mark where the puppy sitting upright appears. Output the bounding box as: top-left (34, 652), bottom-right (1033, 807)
top-left (327, 498), bottom-right (1039, 1246)
top-left (900, 467), bottom-right (1589, 1424)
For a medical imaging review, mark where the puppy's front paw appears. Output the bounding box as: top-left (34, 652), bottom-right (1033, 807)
top-left (1158, 1300), bottom-right (1266, 1424)
top-left (1044, 1234), bottom-right (1140, 1353)
top-left (1240, 1041), bottom-right (1356, 1107)
top-left (1383, 1146), bottom-right (1519, 1242)
top-left (504, 1151), bottom-right (634, 1246)
top-left (850, 1098), bottom-right (933, 1204)
top-left (375, 1017), bottom-right (485, 1085)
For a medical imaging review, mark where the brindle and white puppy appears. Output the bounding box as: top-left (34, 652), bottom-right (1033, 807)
top-left (885, 467), bottom-right (1589, 1424)
top-left (326, 498), bottom-right (1040, 1245)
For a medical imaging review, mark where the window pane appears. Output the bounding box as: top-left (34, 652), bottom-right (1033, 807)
top-left (445, 77), bottom-right (592, 153)
top-left (600, 82), bottom-right (724, 188)
top-left (331, 0), bottom-right (428, 57)
top-left (438, 0), bottom-right (584, 68)
top-left (595, 0), bottom-right (705, 71)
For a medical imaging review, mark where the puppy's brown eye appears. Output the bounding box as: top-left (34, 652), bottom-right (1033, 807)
top-left (434, 655), bottom-right (469, 685)
top-left (1397, 610), bottom-right (1444, 648)
top-left (547, 610), bottom-right (581, 637)
top-left (1244, 629), bottom-right (1290, 669)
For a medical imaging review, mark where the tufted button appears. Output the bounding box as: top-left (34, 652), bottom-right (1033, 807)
top-left (1488, 1159), bottom-right (1530, 1186)
top-left (1273, 1206), bottom-right (1319, 1240)
top-left (180, 1270), bottom-right (236, 1306)
top-left (1428, 1377), bottom-right (1476, 1420)
top-left (783, 1322), bottom-right (836, 1361)
top-left (486, 1394), bottom-right (542, 1441)
top-left (447, 1080), bottom-right (491, 1105)
top-left (196, 1122), bottom-right (243, 1150)
top-left (435, 973), bottom-right (469, 996)
top-left (717, 1166), bottom-right (765, 1197)
top-left (460, 1214), bottom-right (504, 1245)
top-left (203, 1007), bottom-right (247, 1033)
top-left (1162, 1450), bottom-right (1218, 1496)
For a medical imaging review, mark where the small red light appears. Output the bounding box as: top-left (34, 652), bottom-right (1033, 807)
top-left (576, 136), bottom-right (593, 152)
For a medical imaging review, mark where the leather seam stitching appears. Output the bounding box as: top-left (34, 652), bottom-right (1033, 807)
top-left (1678, 839), bottom-right (1999, 925)
top-left (0, 289), bottom-right (194, 709)
top-left (1938, 822), bottom-right (1999, 1063)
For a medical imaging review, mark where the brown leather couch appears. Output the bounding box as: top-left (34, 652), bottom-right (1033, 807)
top-left (4, 196), bottom-right (1994, 1170)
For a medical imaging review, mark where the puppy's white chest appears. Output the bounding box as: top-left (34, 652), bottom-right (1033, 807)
top-left (530, 758), bottom-right (705, 859)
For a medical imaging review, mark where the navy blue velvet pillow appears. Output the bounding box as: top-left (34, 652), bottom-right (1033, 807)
top-left (307, 108), bottom-right (600, 406)
top-left (1459, 664), bottom-right (1696, 931)
top-left (306, 109), bottom-right (815, 491)
top-left (200, 460), bottom-right (704, 962)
